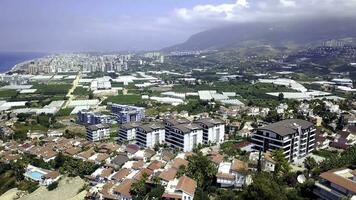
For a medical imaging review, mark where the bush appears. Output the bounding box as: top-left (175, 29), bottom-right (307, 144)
top-left (47, 181), bottom-right (58, 191)
top-left (17, 180), bottom-right (39, 193)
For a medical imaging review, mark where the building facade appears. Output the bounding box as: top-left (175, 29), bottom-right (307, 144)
top-left (111, 104), bottom-right (145, 124)
top-left (118, 123), bottom-right (138, 143)
top-left (136, 123), bottom-right (165, 149)
top-left (118, 123), bottom-right (165, 149)
top-left (251, 119), bottom-right (316, 162)
top-left (78, 110), bottom-right (112, 125)
top-left (195, 118), bottom-right (225, 144)
top-left (86, 124), bottom-right (111, 142)
top-left (164, 119), bottom-right (203, 152)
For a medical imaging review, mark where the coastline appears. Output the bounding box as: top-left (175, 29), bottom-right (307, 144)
top-left (0, 52), bottom-right (46, 73)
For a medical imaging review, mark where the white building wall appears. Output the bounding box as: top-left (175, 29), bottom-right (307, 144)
top-left (127, 128), bottom-right (136, 141)
top-left (183, 130), bottom-right (203, 152)
top-left (142, 129), bottom-right (165, 148)
top-left (207, 124), bottom-right (225, 144)
top-left (182, 191), bottom-right (193, 200)
top-left (217, 178), bottom-right (235, 187)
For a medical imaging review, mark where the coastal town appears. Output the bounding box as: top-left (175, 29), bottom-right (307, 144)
top-left (0, 47), bottom-right (355, 200)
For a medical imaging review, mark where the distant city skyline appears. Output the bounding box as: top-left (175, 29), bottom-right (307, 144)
top-left (1, 0), bottom-right (356, 52)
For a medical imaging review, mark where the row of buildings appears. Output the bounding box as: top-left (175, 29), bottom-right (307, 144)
top-left (118, 118), bottom-right (225, 152)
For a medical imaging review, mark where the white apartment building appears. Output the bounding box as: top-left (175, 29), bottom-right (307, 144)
top-left (196, 118), bottom-right (225, 144)
top-left (136, 123), bottom-right (165, 148)
top-left (164, 119), bottom-right (203, 152)
top-left (118, 123), bottom-right (139, 143)
top-left (251, 119), bottom-right (316, 162)
top-left (86, 124), bottom-right (111, 142)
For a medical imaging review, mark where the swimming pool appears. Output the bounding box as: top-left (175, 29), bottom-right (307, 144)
top-left (28, 171), bottom-right (45, 181)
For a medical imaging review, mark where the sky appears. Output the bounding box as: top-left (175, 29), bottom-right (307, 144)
top-left (1, 0), bottom-right (356, 52)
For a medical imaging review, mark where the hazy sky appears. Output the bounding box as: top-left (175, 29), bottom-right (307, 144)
top-left (1, 0), bottom-right (356, 52)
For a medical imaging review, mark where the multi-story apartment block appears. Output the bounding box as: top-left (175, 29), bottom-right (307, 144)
top-left (136, 123), bottom-right (165, 148)
top-left (118, 122), bottom-right (165, 149)
top-left (78, 110), bottom-right (112, 125)
top-left (314, 168), bottom-right (356, 200)
top-left (86, 124), bottom-right (111, 142)
top-left (164, 119), bottom-right (203, 152)
top-left (251, 119), bottom-right (316, 162)
top-left (195, 118), bottom-right (225, 144)
top-left (118, 123), bottom-right (139, 143)
top-left (111, 104), bottom-right (145, 124)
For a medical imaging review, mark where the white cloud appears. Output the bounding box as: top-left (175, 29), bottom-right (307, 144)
top-left (175, 0), bottom-right (356, 23)
top-left (175, 0), bottom-right (249, 22)
top-left (279, 0), bottom-right (296, 7)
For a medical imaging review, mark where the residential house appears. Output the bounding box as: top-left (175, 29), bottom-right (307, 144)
top-left (216, 159), bottom-right (249, 188)
top-left (162, 176), bottom-right (197, 200)
top-left (314, 168), bottom-right (356, 200)
top-left (248, 151), bottom-right (276, 172)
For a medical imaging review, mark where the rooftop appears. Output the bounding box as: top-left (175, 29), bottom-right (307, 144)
top-left (320, 168), bottom-right (356, 193)
top-left (258, 119), bottom-right (314, 136)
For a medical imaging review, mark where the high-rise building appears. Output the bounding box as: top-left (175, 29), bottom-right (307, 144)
top-left (251, 119), bottom-right (316, 162)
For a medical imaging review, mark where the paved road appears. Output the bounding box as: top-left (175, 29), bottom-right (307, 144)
top-left (63, 72), bottom-right (81, 109)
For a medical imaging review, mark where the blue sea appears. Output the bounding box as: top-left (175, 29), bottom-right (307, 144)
top-left (0, 52), bottom-right (46, 72)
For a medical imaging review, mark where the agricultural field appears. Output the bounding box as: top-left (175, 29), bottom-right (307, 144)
top-left (105, 94), bottom-right (143, 105)
top-left (73, 87), bottom-right (90, 96)
top-left (0, 89), bottom-right (18, 99)
top-left (32, 83), bottom-right (71, 96)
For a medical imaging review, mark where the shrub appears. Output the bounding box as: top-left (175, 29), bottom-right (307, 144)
top-left (47, 181), bottom-right (58, 191)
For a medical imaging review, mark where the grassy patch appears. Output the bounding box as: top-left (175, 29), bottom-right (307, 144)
top-left (33, 83), bottom-right (71, 95)
top-left (105, 94), bottom-right (142, 105)
top-left (0, 89), bottom-right (18, 99)
top-left (73, 87), bottom-right (90, 96)
top-left (56, 108), bottom-right (74, 117)
top-left (0, 170), bottom-right (16, 195)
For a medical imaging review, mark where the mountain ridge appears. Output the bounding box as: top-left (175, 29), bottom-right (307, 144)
top-left (163, 17), bottom-right (356, 52)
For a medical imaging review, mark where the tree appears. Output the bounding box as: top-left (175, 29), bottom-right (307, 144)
top-left (47, 181), bottom-right (58, 191)
top-left (272, 149), bottom-right (291, 177)
top-left (131, 173), bottom-right (148, 200)
top-left (186, 151), bottom-right (217, 189)
top-left (278, 93), bottom-right (284, 101)
top-left (240, 172), bottom-right (288, 200)
top-left (148, 185), bottom-right (164, 200)
top-left (265, 110), bottom-right (281, 123)
top-left (304, 157), bottom-right (317, 177)
top-left (216, 188), bottom-right (239, 200)
top-left (176, 165), bottom-right (186, 178)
